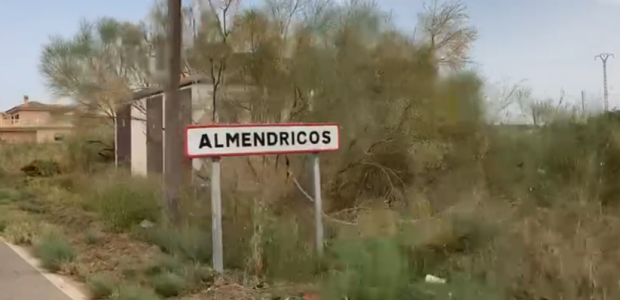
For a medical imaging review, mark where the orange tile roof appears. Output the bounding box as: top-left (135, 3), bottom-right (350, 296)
top-left (4, 101), bottom-right (75, 114)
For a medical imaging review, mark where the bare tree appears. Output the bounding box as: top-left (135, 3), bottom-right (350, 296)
top-left (517, 90), bottom-right (575, 126)
top-left (417, 0), bottom-right (478, 70)
top-left (484, 79), bottom-right (531, 123)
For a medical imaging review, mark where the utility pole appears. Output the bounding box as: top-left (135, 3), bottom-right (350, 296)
top-left (595, 53), bottom-right (614, 111)
top-left (581, 90), bottom-right (586, 116)
top-left (164, 0), bottom-right (182, 224)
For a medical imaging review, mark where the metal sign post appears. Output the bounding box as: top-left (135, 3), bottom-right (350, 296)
top-left (312, 153), bottom-right (324, 255)
top-left (185, 123), bottom-right (340, 271)
top-left (211, 157), bottom-right (223, 273)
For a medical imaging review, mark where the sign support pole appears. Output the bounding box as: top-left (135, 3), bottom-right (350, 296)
top-left (186, 123), bottom-right (340, 265)
top-left (312, 153), bottom-right (324, 255)
top-left (211, 157), bottom-right (224, 273)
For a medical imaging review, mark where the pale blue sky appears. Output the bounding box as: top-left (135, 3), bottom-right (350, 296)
top-left (1, 0), bottom-right (619, 111)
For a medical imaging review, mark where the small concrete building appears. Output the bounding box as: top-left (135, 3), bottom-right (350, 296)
top-left (115, 74), bottom-right (251, 177)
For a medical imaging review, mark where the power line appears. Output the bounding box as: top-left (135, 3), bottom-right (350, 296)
top-left (595, 53), bottom-right (614, 111)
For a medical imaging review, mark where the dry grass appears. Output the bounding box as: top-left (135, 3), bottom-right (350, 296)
top-left (4, 113), bottom-right (620, 300)
top-left (0, 144), bottom-right (261, 299)
top-left (4, 116), bottom-right (620, 300)
top-left (0, 143), bottom-right (65, 173)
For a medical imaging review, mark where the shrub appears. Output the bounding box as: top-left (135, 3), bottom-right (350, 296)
top-left (64, 129), bottom-right (115, 172)
top-left (50, 174), bottom-right (80, 191)
top-left (33, 233), bottom-right (76, 272)
top-left (20, 159), bottom-right (62, 177)
top-left (86, 273), bottom-right (117, 299)
top-left (182, 263), bottom-right (214, 291)
top-left (143, 255), bottom-right (185, 276)
top-left (0, 219), bottom-right (7, 232)
top-left (148, 272), bottom-right (186, 297)
top-left (86, 173), bottom-right (161, 231)
top-left (322, 237), bottom-right (412, 300)
top-left (410, 274), bottom-right (504, 300)
top-left (111, 284), bottom-right (161, 300)
top-left (84, 229), bottom-right (104, 245)
top-left (141, 226), bottom-right (211, 263)
top-left (3, 220), bottom-right (48, 245)
top-left (260, 214), bottom-right (320, 281)
top-left (0, 188), bottom-right (20, 204)
top-left (17, 197), bottom-right (49, 214)
top-left (0, 142), bottom-right (63, 173)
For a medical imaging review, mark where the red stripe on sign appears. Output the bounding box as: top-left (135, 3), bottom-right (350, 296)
top-left (303, 292), bottom-right (320, 299)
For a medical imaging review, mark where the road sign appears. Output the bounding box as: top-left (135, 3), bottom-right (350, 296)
top-left (185, 122), bottom-right (339, 273)
top-left (185, 123), bottom-right (340, 157)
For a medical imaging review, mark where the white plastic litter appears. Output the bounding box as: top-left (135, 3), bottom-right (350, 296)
top-left (425, 274), bottom-right (446, 284)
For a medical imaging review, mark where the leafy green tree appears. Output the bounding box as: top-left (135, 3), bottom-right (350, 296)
top-left (40, 18), bottom-right (152, 119)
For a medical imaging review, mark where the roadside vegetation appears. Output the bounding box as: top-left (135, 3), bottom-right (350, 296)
top-left (0, 0), bottom-right (617, 299)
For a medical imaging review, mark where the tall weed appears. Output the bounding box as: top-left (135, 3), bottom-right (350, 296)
top-left (84, 172), bottom-right (161, 231)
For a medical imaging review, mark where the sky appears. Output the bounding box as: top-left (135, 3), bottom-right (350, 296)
top-left (1, 0), bottom-right (620, 111)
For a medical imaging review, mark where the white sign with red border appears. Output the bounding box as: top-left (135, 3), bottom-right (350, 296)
top-left (185, 122), bottom-right (338, 272)
top-left (185, 123), bottom-right (340, 157)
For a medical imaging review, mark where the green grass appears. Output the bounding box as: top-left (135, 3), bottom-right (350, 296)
top-left (33, 233), bottom-right (76, 272)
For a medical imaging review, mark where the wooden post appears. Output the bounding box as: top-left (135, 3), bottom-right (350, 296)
top-left (163, 0), bottom-right (182, 224)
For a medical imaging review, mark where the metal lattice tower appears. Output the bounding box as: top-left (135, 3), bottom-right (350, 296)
top-left (595, 53), bottom-right (614, 111)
